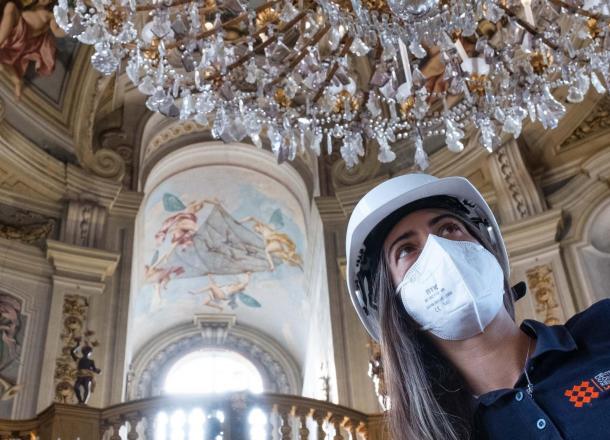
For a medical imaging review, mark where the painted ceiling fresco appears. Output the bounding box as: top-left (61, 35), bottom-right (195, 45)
top-left (132, 166), bottom-right (308, 363)
top-left (0, 0), bottom-right (76, 103)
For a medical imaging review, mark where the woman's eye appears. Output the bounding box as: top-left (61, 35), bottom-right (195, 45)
top-left (396, 246), bottom-right (414, 261)
top-left (439, 222), bottom-right (462, 237)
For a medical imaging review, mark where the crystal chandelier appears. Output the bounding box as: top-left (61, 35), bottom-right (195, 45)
top-left (54, 0), bottom-right (610, 169)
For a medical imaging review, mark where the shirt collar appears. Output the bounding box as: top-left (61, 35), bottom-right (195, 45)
top-left (474, 319), bottom-right (578, 407)
top-left (519, 319), bottom-right (578, 360)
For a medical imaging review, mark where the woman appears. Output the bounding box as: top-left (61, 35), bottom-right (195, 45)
top-left (345, 173), bottom-right (610, 439)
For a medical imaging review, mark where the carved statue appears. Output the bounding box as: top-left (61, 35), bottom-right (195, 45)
top-left (70, 337), bottom-right (101, 405)
top-left (0, 0), bottom-right (65, 98)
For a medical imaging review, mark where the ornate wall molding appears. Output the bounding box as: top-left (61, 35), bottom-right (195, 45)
top-left (526, 265), bottom-right (561, 325)
top-left (129, 321), bottom-right (301, 400)
top-left (60, 201), bottom-right (107, 248)
top-left (487, 139), bottom-right (546, 224)
top-left (562, 96), bottom-right (610, 146)
top-left (54, 295), bottom-right (100, 404)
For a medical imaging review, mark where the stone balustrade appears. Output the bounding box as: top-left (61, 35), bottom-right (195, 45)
top-left (0, 393), bottom-right (386, 440)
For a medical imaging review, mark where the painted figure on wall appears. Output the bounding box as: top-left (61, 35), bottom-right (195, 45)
top-left (70, 337), bottom-right (101, 405)
top-left (0, 0), bottom-right (65, 98)
top-left (0, 293), bottom-right (23, 403)
top-left (189, 272), bottom-right (260, 311)
top-left (144, 193), bottom-right (302, 309)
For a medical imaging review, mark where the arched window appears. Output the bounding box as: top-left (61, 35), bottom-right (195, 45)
top-left (164, 349), bottom-right (264, 395)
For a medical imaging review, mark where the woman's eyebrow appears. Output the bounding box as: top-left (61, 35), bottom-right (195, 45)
top-left (385, 214), bottom-right (460, 258)
top-left (386, 231), bottom-right (415, 258)
top-left (428, 213), bottom-right (458, 226)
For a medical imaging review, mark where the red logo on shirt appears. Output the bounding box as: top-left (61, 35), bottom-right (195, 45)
top-left (564, 381), bottom-right (600, 408)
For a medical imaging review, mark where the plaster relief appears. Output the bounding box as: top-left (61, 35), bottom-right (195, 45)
top-left (526, 264), bottom-right (561, 325)
top-left (54, 294), bottom-right (100, 404)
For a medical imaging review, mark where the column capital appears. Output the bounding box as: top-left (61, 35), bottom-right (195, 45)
top-left (46, 240), bottom-right (120, 284)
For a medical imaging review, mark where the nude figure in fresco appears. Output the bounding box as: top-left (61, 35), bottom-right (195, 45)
top-left (189, 272), bottom-right (251, 311)
top-left (0, 0), bottom-right (65, 98)
top-left (238, 216), bottom-right (303, 271)
top-left (143, 264), bottom-right (185, 303)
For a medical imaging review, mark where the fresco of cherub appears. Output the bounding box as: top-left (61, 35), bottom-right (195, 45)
top-left (239, 216), bottom-right (303, 271)
top-left (189, 272), bottom-right (260, 311)
top-left (0, 0), bottom-right (65, 98)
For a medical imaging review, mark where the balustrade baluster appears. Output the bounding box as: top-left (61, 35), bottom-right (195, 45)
top-left (141, 414), bottom-right (153, 440)
top-left (312, 410), bottom-right (328, 440)
top-left (295, 407), bottom-right (310, 440)
top-left (356, 421), bottom-right (368, 440)
top-left (277, 405), bottom-right (293, 440)
top-left (344, 419), bottom-right (358, 440)
top-left (330, 415), bottom-right (345, 440)
top-left (126, 413), bottom-right (142, 440)
top-left (109, 418), bottom-right (123, 440)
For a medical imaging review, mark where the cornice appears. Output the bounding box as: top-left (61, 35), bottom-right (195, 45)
top-left (582, 147), bottom-right (610, 182)
top-left (0, 122), bottom-right (65, 200)
top-left (547, 174), bottom-right (609, 211)
top-left (45, 240), bottom-right (120, 283)
top-left (0, 237), bottom-right (53, 282)
top-left (0, 122), bottom-right (124, 212)
top-left (334, 176), bottom-right (388, 217)
top-left (109, 190), bottom-right (144, 219)
top-left (501, 209), bottom-right (562, 259)
top-left (65, 164), bottom-right (122, 209)
top-left (315, 196), bottom-right (347, 225)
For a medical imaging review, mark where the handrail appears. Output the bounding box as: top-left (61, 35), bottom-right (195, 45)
top-left (0, 393), bottom-right (387, 440)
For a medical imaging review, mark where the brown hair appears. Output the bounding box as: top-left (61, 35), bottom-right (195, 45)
top-left (374, 203), bottom-right (515, 440)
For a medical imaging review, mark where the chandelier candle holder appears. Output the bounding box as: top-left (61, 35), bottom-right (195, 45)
top-left (55, 0), bottom-right (610, 168)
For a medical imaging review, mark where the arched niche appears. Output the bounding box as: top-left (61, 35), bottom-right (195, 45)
top-left (128, 321), bottom-right (301, 399)
top-left (127, 142), bottom-right (315, 395)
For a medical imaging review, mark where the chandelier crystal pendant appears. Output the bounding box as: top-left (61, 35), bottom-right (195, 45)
top-left (54, 0), bottom-right (610, 169)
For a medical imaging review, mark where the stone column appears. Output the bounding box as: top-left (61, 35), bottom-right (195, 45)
top-left (37, 240), bottom-right (120, 412)
top-left (315, 194), bottom-right (380, 414)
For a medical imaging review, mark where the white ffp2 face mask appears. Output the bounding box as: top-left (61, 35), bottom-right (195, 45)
top-left (395, 234), bottom-right (505, 340)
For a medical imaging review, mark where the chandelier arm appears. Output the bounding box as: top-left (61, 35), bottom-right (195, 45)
top-left (496, 3), bottom-right (559, 51)
top-left (136, 1), bottom-right (213, 12)
top-left (313, 35), bottom-right (354, 103)
top-left (225, 11), bottom-right (308, 71)
top-left (547, 0), bottom-right (609, 20)
top-left (268, 24), bottom-right (331, 87)
top-left (159, 12), bottom-right (248, 51)
top-left (225, 19), bottom-right (280, 45)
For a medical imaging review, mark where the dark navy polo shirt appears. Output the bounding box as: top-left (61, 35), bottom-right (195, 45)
top-left (474, 299), bottom-right (610, 439)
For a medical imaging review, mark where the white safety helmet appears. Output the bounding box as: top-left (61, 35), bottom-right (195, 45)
top-left (345, 174), bottom-right (509, 341)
